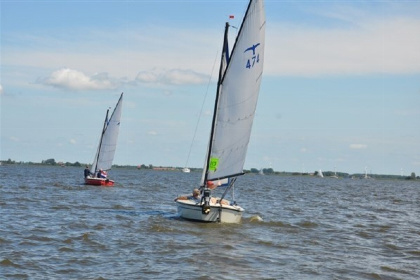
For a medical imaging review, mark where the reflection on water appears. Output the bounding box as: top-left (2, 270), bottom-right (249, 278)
top-left (1, 165), bottom-right (419, 279)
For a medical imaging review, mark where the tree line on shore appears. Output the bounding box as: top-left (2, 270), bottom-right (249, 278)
top-left (1, 158), bottom-right (417, 180)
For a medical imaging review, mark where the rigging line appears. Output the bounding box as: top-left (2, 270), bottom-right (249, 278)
top-left (184, 50), bottom-right (219, 168)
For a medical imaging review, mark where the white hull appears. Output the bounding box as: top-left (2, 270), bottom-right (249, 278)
top-left (176, 200), bottom-right (244, 223)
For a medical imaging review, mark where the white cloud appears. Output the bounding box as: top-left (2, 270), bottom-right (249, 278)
top-left (9, 136), bottom-right (20, 142)
top-left (148, 131), bottom-right (158, 136)
top-left (162, 69), bottom-right (208, 85)
top-left (3, 26), bottom-right (219, 83)
top-left (3, 6), bottom-right (420, 91)
top-left (69, 139), bottom-right (77, 144)
top-left (266, 17), bottom-right (420, 76)
top-left (0, 84), bottom-right (3, 95)
top-left (136, 69), bottom-right (208, 85)
top-left (40, 68), bottom-right (117, 90)
top-left (136, 71), bottom-right (159, 83)
top-left (350, 144), bottom-right (368, 149)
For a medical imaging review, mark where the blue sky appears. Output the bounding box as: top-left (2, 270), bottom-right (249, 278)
top-left (1, 0), bottom-right (419, 176)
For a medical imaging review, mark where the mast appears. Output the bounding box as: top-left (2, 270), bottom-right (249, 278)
top-left (202, 0), bottom-right (264, 185)
top-left (93, 109), bottom-right (109, 174)
top-left (89, 92), bottom-right (123, 175)
top-left (203, 22), bottom-right (231, 186)
top-left (108, 92), bottom-right (123, 126)
top-left (220, 0), bottom-right (254, 86)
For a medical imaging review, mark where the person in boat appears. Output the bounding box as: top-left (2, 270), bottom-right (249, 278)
top-left (84, 166), bottom-right (92, 178)
top-left (211, 196), bottom-right (229, 205)
top-left (175, 188), bottom-right (229, 205)
top-left (206, 180), bottom-right (218, 190)
top-left (175, 188), bottom-right (201, 203)
top-left (97, 169), bottom-right (107, 179)
top-left (207, 181), bottom-right (231, 205)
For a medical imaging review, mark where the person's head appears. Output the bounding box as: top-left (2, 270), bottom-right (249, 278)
top-left (193, 188), bottom-right (200, 197)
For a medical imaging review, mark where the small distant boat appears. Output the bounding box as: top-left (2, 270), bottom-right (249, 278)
top-left (330, 169), bottom-right (339, 179)
top-left (182, 167), bottom-right (191, 173)
top-left (85, 93), bottom-right (123, 186)
top-left (363, 166), bottom-right (371, 179)
top-left (175, 0), bottom-right (265, 223)
top-left (317, 170), bottom-right (324, 178)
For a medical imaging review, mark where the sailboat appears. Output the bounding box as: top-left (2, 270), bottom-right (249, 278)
top-left (175, 0), bottom-right (265, 223)
top-left (85, 93), bottom-right (123, 186)
top-left (317, 169), bottom-right (324, 178)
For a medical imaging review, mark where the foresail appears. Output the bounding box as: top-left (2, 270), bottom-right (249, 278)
top-left (206, 0), bottom-right (265, 181)
top-left (92, 93), bottom-right (123, 172)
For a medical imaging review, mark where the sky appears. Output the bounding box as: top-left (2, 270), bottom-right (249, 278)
top-left (1, 0), bottom-right (420, 176)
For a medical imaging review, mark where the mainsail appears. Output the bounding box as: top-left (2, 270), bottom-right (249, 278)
top-left (90, 93), bottom-right (123, 174)
top-left (175, 0), bottom-right (265, 223)
top-left (202, 0), bottom-right (265, 185)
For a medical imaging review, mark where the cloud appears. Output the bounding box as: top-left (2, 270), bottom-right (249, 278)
top-left (147, 131), bottom-right (158, 136)
top-left (69, 139), bottom-right (77, 144)
top-left (3, 4), bottom-right (420, 90)
top-left (0, 84), bottom-right (3, 95)
top-left (350, 144), bottom-right (367, 149)
top-left (136, 69), bottom-right (208, 85)
top-left (40, 68), bottom-right (117, 90)
top-left (136, 71), bottom-right (159, 83)
top-left (266, 16), bottom-right (420, 76)
top-left (3, 25), bottom-right (219, 84)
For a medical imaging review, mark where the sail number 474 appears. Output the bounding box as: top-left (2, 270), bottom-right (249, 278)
top-left (244, 43), bottom-right (261, 69)
top-left (246, 54), bottom-right (260, 69)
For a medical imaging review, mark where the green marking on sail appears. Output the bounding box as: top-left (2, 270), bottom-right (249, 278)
top-left (209, 157), bottom-right (219, 172)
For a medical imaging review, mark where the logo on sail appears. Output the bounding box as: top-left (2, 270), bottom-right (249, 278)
top-left (209, 157), bottom-right (219, 172)
top-left (244, 43), bottom-right (261, 69)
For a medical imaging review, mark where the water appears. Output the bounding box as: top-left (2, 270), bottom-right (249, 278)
top-left (1, 165), bottom-right (419, 279)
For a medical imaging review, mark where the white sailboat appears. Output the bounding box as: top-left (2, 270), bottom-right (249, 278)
top-left (317, 169), bottom-right (324, 178)
top-left (85, 93), bottom-right (123, 186)
top-left (330, 167), bottom-right (339, 178)
top-left (175, 0), bottom-right (265, 223)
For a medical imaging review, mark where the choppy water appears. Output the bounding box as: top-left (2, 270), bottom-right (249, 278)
top-left (1, 165), bottom-right (419, 280)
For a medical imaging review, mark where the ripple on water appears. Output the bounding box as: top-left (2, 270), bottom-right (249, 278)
top-left (2, 167), bottom-right (420, 279)
top-left (58, 247), bottom-right (74, 252)
top-left (0, 259), bottom-right (21, 268)
top-left (296, 220), bottom-right (319, 229)
top-left (407, 250), bottom-right (420, 256)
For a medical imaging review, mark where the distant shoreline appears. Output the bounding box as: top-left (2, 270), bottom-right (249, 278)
top-left (1, 159), bottom-right (418, 181)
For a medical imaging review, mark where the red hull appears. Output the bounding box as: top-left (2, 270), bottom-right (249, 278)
top-left (85, 177), bottom-right (115, 186)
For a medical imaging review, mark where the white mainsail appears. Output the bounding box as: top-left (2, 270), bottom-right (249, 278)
top-left (203, 0), bottom-right (265, 184)
top-left (176, 0), bottom-right (265, 223)
top-left (90, 93), bottom-right (123, 174)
